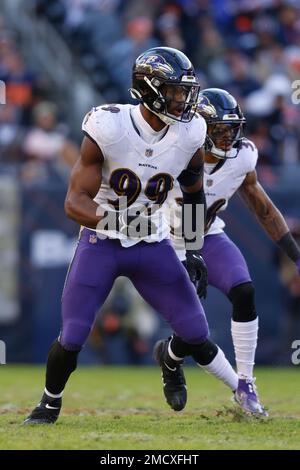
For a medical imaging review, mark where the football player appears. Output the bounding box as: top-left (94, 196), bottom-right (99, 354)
top-left (158, 88), bottom-right (300, 416)
top-left (24, 49), bottom-right (239, 424)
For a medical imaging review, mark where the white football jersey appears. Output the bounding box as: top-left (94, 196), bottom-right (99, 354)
top-left (167, 139), bottom-right (258, 259)
top-left (82, 104), bottom-right (207, 247)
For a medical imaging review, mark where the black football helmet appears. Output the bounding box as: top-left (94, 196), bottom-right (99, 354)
top-left (130, 47), bottom-right (200, 125)
top-left (197, 88), bottom-right (246, 159)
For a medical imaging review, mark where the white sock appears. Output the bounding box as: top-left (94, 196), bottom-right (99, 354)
top-left (231, 317), bottom-right (258, 380)
top-left (44, 387), bottom-right (63, 399)
top-left (198, 347), bottom-right (238, 391)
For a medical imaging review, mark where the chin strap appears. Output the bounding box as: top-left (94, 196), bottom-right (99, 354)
top-left (129, 85), bottom-right (177, 125)
top-left (143, 101), bottom-right (177, 126)
top-left (208, 140), bottom-right (241, 160)
top-left (129, 87), bottom-right (142, 101)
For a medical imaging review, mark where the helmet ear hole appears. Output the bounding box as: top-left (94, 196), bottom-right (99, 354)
top-left (152, 78), bottom-right (161, 87)
top-left (153, 97), bottom-right (164, 111)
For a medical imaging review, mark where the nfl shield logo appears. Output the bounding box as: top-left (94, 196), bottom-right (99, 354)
top-left (207, 179), bottom-right (213, 187)
top-left (89, 234), bottom-right (98, 244)
top-left (145, 148), bottom-right (153, 157)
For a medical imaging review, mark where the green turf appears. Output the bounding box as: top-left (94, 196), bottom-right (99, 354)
top-left (0, 365), bottom-right (299, 450)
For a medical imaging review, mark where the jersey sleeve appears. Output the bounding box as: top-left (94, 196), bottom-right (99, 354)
top-left (82, 107), bottom-right (103, 148)
top-left (239, 139), bottom-right (258, 174)
top-left (187, 114), bottom-right (207, 155)
top-left (177, 113), bottom-right (207, 169)
top-left (82, 105), bottom-right (124, 152)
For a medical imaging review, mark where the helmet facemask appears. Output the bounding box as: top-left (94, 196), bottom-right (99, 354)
top-left (130, 74), bottom-right (200, 125)
top-left (205, 121), bottom-right (245, 159)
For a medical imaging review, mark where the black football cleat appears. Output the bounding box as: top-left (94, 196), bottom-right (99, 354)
top-left (153, 339), bottom-right (187, 411)
top-left (23, 393), bottom-right (61, 425)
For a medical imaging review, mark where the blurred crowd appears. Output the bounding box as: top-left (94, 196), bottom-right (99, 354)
top-left (33, 0), bottom-right (300, 182)
top-left (0, 0), bottom-right (300, 181)
top-left (0, 13), bottom-right (78, 184)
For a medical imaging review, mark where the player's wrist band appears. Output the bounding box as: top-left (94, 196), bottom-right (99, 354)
top-left (277, 231), bottom-right (300, 263)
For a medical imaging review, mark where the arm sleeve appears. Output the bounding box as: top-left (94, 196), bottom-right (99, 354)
top-left (177, 165), bottom-right (203, 187)
top-left (182, 186), bottom-right (206, 250)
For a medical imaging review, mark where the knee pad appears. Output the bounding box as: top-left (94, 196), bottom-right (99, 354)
top-left (188, 339), bottom-right (218, 366)
top-left (228, 282), bottom-right (257, 322)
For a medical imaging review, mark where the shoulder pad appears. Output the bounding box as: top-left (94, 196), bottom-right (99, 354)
top-left (178, 114), bottom-right (207, 154)
top-left (238, 138), bottom-right (258, 173)
top-left (82, 104), bottom-right (125, 148)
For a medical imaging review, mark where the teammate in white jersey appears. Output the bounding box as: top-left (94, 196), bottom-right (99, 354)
top-left (24, 49), bottom-right (239, 425)
top-left (158, 88), bottom-right (300, 416)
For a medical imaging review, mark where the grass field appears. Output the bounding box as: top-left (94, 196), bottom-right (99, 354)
top-left (0, 365), bottom-right (299, 450)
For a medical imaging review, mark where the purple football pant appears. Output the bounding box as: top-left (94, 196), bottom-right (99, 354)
top-left (202, 232), bottom-right (252, 295)
top-left (60, 228), bottom-right (209, 350)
